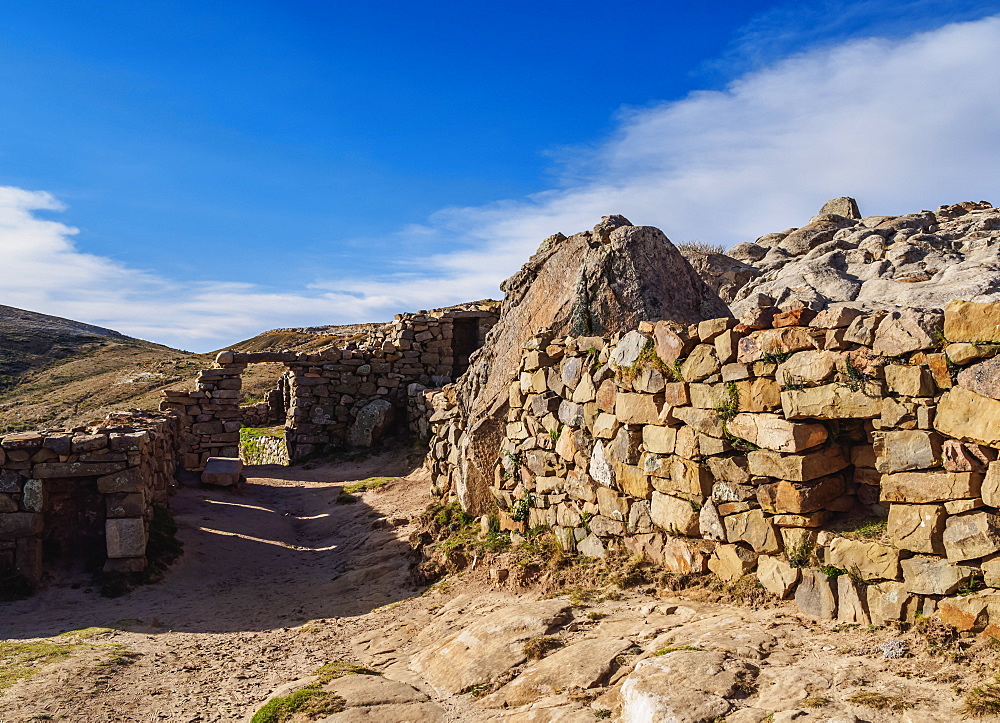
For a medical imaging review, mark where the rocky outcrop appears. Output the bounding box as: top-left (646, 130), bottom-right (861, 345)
top-left (724, 199), bottom-right (1000, 318)
top-left (430, 216), bottom-right (731, 514)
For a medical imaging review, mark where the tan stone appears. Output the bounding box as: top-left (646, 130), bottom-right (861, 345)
top-left (983, 461), bottom-right (1000, 508)
top-left (688, 383), bottom-right (729, 409)
top-left (983, 555), bottom-right (1000, 587)
top-left (737, 327), bottom-right (818, 364)
top-left (887, 503), bottom-right (946, 554)
top-left (680, 344), bottom-right (720, 382)
top-left (884, 364), bottom-right (935, 397)
top-left (824, 537), bottom-right (901, 580)
top-left (775, 350), bottom-right (840, 388)
top-left (873, 309), bottom-right (943, 356)
top-left (650, 457), bottom-right (713, 500)
top-left (708, 543), bottom-right (758, 581)
top-left (650, 492), bottom-right (700, 536)
top-left (615, 392), bottom-right (662, 425)
top-left (937, 591), bottom-right (1000, 633)
top-left (901, 556), bottom-right (977, 595)
top-left (944, 300), bottom-right (1000, 343)
top-left (653, 321), bottom-right (694, 365)
top-left (592, 413), bottom-right (619, 439)
top-left (734, 378), bottom-right (782, 412)
top-left (714, 329), bottom-right (738, 364)
top-left (662, 382), bottom-right (689, 407)
top-left (873, 430), bottom-right (942, 473)
top-left (837, 576), bottom-right (871, 625)
top-left (726, 413), bottom-right (827, 453)
top-left (880, 470), bottom-right (983, 503)
top-left (757, 474), bottom-right (844, 514)
top-left (615, 463), bottom-right (651, 499)
top-left (781, 384), bottom-right (882, 419)
top-left (698, 316), bottom-right (735, 342)
top-left (670, 406), bottom-right (725, 437)
top-left (770, 511), bottom-right (830, 527)
top-left (942, 511), bottom-right (1000, 562)
top-left (866, 581), bottom-right (919, 625)
top-left (756, 555), bottom-right (800, 598)
top-left (794, 569), bottom-right (837, 619)
top-left (947, 342), bottom-right (990, 365)
top-left (642, 425), bottom-right (676, 455)
top-left (747, 446), bottom-right (848, 482)
top-left (934, 387), bottom-right (1000, 446)
top-left (723, 509), bottom-right (782, 554)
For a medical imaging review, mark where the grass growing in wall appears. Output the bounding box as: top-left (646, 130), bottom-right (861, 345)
top-left (617, 340), bottom-right (680, 383)
top-left (240, 425), bottom-right (287, 465)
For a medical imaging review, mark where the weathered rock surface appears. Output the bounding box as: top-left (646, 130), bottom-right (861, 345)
top-left (441, 218), bottom-right (730, 513)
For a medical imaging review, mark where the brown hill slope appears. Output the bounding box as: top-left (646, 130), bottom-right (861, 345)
top-left (0, 304), bottom-right (213, 432)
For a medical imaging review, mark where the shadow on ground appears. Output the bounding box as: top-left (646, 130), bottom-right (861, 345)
top-left (0, 448), bottom-right (428, 639)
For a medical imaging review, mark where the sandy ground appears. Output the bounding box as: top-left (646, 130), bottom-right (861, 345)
top-left (3, 449), bottom-right (1000, 722)
top-left (0, 449), bottom-right (432, 722)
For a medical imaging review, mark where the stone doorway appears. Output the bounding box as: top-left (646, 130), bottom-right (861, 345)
top-left (452, 317), bottom-right (481, 378)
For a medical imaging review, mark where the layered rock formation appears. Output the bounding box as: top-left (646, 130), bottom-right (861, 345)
top-left (431, 216), bottom-right (731, 514)
top-left (724, 198), bottom-right (1000, 317)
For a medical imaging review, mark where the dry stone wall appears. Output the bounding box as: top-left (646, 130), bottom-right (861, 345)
top-left (428, 299), bottom-right (1000, 631)
top-left (161, 303), bottom-right (499, 468)
top-left (0, 410), bottom-right (181, 587)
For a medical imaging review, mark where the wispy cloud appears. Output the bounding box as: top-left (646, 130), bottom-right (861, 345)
top-left (2, 13), bottom-right (1000, 351)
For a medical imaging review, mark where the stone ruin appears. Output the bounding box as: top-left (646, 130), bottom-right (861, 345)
top-left (0, 302), bottom-right (498, 589)
top-left (8, 196), bottom-right (1000, 638)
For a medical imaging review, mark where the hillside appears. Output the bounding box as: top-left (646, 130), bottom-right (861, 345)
top-left (0, 305), bottom-right (212, 432)
top-left (0, 309), bottom-right (387, 433)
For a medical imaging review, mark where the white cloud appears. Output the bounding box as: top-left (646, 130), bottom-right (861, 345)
top-left (2, 14), bottom-right (1000, 351)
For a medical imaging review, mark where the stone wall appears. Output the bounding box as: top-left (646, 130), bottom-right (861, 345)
top-left (162, 303), bottom-right (499, 468)
top-left (0, 410), bottom-right (181, 587)
top-left (428, 300), bottom-right (1000, 631)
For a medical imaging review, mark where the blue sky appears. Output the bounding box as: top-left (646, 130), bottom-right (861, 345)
top-left (1, 0), bottom-right (999, 350)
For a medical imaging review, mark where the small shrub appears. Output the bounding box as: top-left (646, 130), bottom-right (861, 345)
top-left (819, 565), bottom-right (847, 579)
top-left (802, 695), bottom-right (830, 707)
top-left (335, 491), bottom-right (358, 504)
top-left (677, 241), bottom-right (725, 255)
top-left (314, 661), bottom-right (379, 683)
top-left (523, 636), bottom-right (562, 660)
top-left (964, 677), bottom-right (1000, 717)
top-left (845, 691), bottom-right (916, 711)
top-left (654, 645), bottom-right (706, 655)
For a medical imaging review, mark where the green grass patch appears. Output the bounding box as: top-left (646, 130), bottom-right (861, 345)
top-left (0, 640), bottom-right (78, 691)
top-left (654, 645), bottom-right (707, 655)
top-left (313, 661), bottom-right (380, 683)
top-left (837, 517), bottom-right (887, 541)
top-left (342, 477), bottom-right (392, 495)
top-left (250, 689), bottom-right (345, 723)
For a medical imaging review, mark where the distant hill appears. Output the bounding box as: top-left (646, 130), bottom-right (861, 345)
top-left (0, 304), bottom-right (213, 433)
top-left (0, 307), bottom-right (389, 434)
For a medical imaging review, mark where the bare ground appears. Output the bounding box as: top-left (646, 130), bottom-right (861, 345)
top-left (2, 451), bottom-right (1000, 722)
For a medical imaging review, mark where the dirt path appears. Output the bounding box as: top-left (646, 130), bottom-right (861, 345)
top-left (0, 450), bottom-right (432, 722)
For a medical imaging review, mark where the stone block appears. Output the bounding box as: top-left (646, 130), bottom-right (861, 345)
top-left (105, 518), bottom-right (147, 558)
top-left (32, 461), bottom-right (128, 478)
top-left (874, 430), bottom-right (942, 473)
top-left (680, 344), bottom-right (720, 382)
top-left (1, 433), bottom-right (43, 450)
top-left (824, 537), bottom-right (901, 581)
top-left (901, 556), bottom-right (976, 595)
top-left (837, 576), bottom-right (871, 624)
top-left (106, 492), bottom-right (146, 518)
top-left (597, 486), bottom-right (628, 521)
top-left (984, 462), bottom-right (1000, 508)
top-left (757, 475), bottom-right (845, 514)
top-left (642, 425), bottom-right (676, 455)
top-left (615, 464), bottom-right (651, 499)
top-left (652, 457), bottom-right (712, 499)
top-left (866, 581), bottom-right (919, 625)
top-left (723, 509), bottom-right (782, 554)
top-left (756, 555), bottom-right (800, 598)
top-left (775, 350), bottom-right (839, 387)
top-left (653, 321), bottom-right (693, 365)
top-left (747, 446), bottom-right (847, 482)
top-left (726, 413), bottom-right (826, 453)
top-left (698, 499), bottom-right (726, 541)
top-left (650, 492), bottom-right (699, 536)
top-left (880, 470), bottom-right (982, 503)
top-left (887, 503), bottom-right (946, 554)
top-left (614, 393), bottom-right (661, 425)
top-left (942, 511), bottom-right (1000, 562)
top-left (873, 309), bottom-right (943, 356)
top-left (0, 512), bottom-right (43, 540)
top-left (957, 355), bottom-right (1000, 401)
top-left (610, 331), bottom-right (650, 369)
top-left (937, 591), bottom-right (1000, 633)
top-left (885, 364), bottom-right (935, 397)
top-left (201, 457), bottom-right (243, 487)
top-left (97, 467), bottom-right (143, 494)
top-left (944, 300), bottom-right (1000, 343)
top-left (794, 569), bottom-right (838, 619)
top-left (737, 327), bottom-right (818, 364)
top-left (781, 384), bottom-right (882, 419)
top-left (934, 387), bottom-right (1000, 446)
top-left (708, 543), bottom-right (758, 582)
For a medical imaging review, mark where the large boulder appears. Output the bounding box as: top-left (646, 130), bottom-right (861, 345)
top-left (441, 216), bottom-right (730, 513)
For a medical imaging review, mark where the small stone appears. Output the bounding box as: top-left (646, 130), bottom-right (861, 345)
top-left (708, 543), bottom-right (758, 581)
top-left (794, 569), bottom-right (838, 619)
top-left (756, 555), bottom-right (800, 598)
